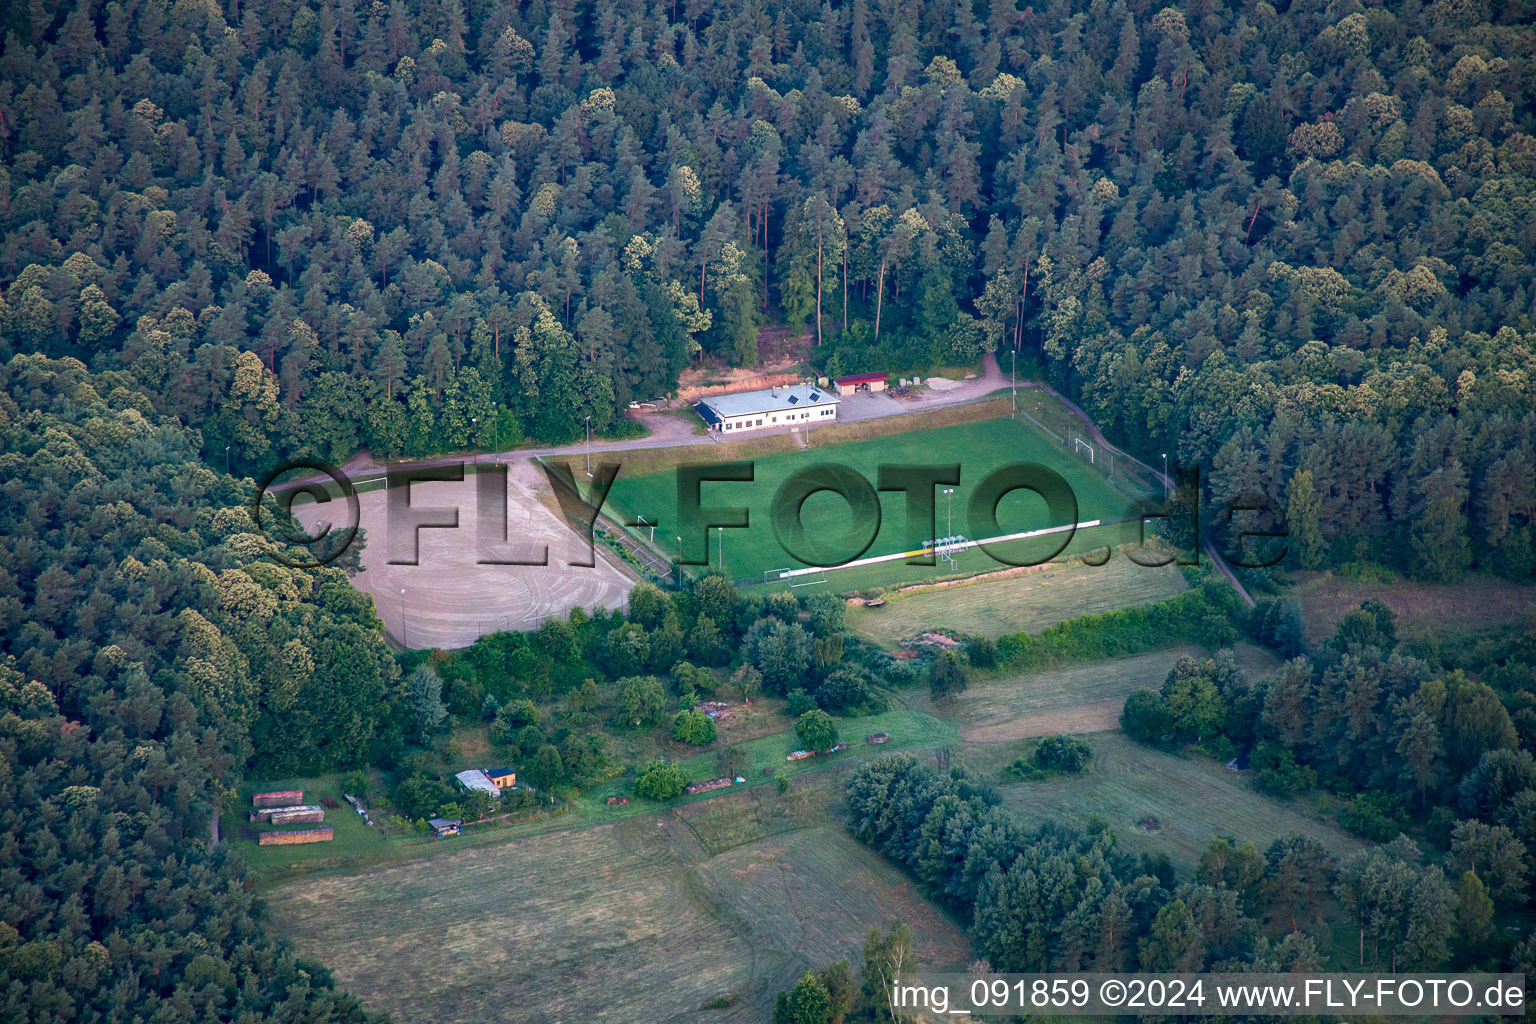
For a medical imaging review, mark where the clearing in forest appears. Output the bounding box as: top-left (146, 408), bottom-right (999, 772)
top-left (264, 813), bottom-right (970, 1024)
top-left (996, 731), bottom-right (1363, 871)
top-left (604, 414), bottom-right (1149, 592)
top-left (1291, 572), bottom-right (1536, 642)
top-left (932, 645), bottom-right (1210, 743)
top-left (919, 641), bottom-right (1282, 744)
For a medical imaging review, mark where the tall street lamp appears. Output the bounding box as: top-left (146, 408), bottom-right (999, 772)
top-left (585, 415), bottom-right (592, 478)
top-left (943, 487), bottom-right (955, 549)
top-left (400, 588), bottom-right (407, 648)
top-left (1162, 453), bottom-right (1169, 497)
top-left (225, 445), bottom-right (231, 474)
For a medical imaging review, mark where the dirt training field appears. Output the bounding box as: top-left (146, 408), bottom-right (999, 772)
top-left (847, 555), bottom-right (1189, 646)
top-left (291, 460), bottom-right (632, 649)
top-left (264, 814), bottom-right (970, 1023)
top-left (997, 732), bottom-right (1363, 871)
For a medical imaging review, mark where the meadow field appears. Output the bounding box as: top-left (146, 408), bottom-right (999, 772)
top-left (921, 644), bottom-right (1209, 742)
top-left (256, 640), bottom-right (1339, 1019)
top-left (993, 731), bottom-right (1363, 871)
top-left (1289, 572), bottom-right (1536, 642)
top-left (846, 554), bottom-right (1189, 646)
top-left (603, 414), bottom-right (1148, 591)
top-left (264, 807), bottom-right (971, 1023)
top-left (578, 705), bottom-right (960, 821)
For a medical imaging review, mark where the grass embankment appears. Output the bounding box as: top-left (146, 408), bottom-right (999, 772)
top-left (847, 554), bottom-right (1189, 645)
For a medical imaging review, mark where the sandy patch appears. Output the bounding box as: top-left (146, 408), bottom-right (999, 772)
top-left (292, 463), bottom-right (632, 649)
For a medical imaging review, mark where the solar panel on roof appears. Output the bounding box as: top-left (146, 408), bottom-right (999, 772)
top-left (788, 395), bottom-right (799, 403)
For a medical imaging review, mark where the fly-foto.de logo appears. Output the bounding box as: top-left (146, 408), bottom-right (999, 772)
top-left (248, 459), bottom-right (1291, 572)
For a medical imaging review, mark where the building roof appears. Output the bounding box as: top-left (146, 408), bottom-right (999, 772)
top-left (428, 818), bottom-right (462, 829)
top-left (696, 383), bottom-right (839, 421)
top-left (454, 769), bottom-right (501, 796)
top-left (834, 372), bottom-right (889, 384)
top-left (486, 766), bottom-right (514, 779)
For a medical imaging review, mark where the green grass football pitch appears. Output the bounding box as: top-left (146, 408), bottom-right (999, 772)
top-left (603, 416), bottom-right (1153, 591)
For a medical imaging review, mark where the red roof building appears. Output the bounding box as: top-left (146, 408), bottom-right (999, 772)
top-left (833, 372), bottom-right (889, 395)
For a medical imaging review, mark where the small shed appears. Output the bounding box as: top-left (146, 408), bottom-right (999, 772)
top-left (486, 767), bottom-right (517, 789)
top-left (428, 818), bottom-right (463, 838)
top-left (455, 769), bottom-right (502, 798)
top-left (833, 372), bottom-right (889, 395)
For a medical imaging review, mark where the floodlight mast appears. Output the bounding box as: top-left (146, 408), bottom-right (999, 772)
top-left (942, 488), bottom-right (957, 569)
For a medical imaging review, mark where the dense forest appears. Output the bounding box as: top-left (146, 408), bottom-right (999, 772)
top-left (0, 356), bottom-right (391, 1022)
top-left (2, 0), bottom-right (1534, 1019)
top-left (0, 0), bottom-right (1532, 578)
top-left (1124, 596), bottom-right (1536, 923)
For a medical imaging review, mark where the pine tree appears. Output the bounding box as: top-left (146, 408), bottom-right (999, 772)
top-left (1285, 468), bottom-right (1327, 569)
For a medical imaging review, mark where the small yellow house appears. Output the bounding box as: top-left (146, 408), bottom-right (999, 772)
top-left (486, 767), bottom-right (516, 789)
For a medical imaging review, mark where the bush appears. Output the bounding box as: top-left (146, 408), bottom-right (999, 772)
top-left (881, 657), bottom-right (922, 685)
top-left (716, 744), bottom-right (748, 779)
top-left (489, 698), bottom-right (541, 744)
top-left (815, 666), bottom-right (875, 714)
top-left (672, 708), bottom-right (717, 746)
top-left (1250, 741), bottom-right (1317, 797)
top-left (784, 687), bottom-right (818, 717)
top-left (1338, 789), bottom-right (1408, 841)
top-left (615, 675), bottom-right (668, 728)
top-left (964, 634), bottom-right (998, 669)
top-left (1033, 735), bottom-right (1092, 773)
top-left (997, 589), bottom-right (1239, 671)
top-left (634, 758), bottom-right (687, 799)
top-left (795, 709), bottom-right (839, 752)
top-left (929, 651), bottom-right (968, 702)
top-left (513, 723), bottom-right (546, 759)
top-left (1121, 690), bottom-right (1172, 745)
top-left (1004, 735), bottom-right (1092, 780)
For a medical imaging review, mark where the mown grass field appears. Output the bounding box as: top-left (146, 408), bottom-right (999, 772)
top-left (1289, 571), bottom-right (1536, 642)
top-left (264, 810), bottom-right (971, 1023)
top-left (604, 414), bottom-right (1144, 591)
top-left (923, 645), bottom-right (1208, 742)
top-left (847, 554), bottom-right (1189, 646)
top-left (994, 731), bottom-right (1363, 871)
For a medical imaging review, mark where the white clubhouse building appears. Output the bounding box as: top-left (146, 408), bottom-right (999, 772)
top-left (695, 383), bottom-right (840, 433)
